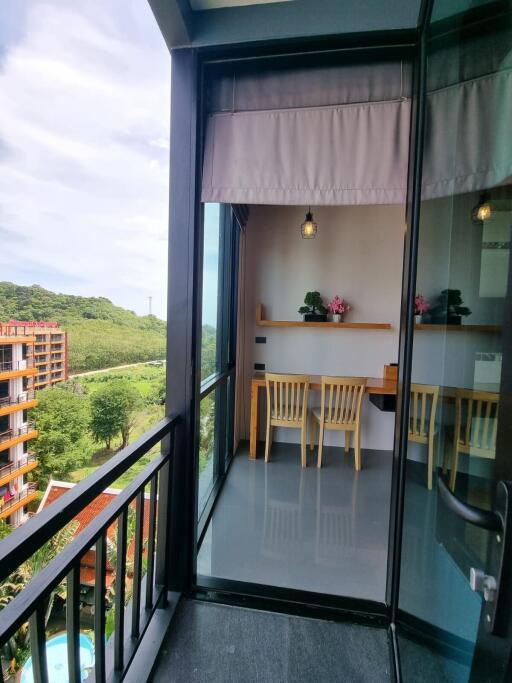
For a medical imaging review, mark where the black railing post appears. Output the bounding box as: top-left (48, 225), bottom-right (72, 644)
top-left (66, 564), bottom-right (81, 683)
top-left (29, 607), bottom-right (49, 683)
top-left (94, 532), bottom-right (107, 683)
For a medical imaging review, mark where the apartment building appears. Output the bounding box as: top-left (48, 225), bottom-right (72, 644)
top-left (0, 326), bottom-right (38, 527)
top-left (4, 321), bottom-right (68, 390)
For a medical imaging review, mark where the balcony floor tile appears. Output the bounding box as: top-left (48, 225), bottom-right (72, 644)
top-left (152, 599), bottom-right (390, 683)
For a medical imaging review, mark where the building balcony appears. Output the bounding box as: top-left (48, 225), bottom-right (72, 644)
top-left (0, 359), bottom-right (36, 380)
top-left (0, 324), bottom-right (36, 345)
top-left (0, 483), bottom-right (38, 521)
top-left (0, 423), bottom-right (38, 453)
top-left (0, 391), bottom-right (38, 417)
top-left (0, 454), bottom-right (38, 488)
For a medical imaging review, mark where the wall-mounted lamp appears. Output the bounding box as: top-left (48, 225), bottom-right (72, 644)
top-left (472, 192), bottom-right (493, 224)
top-left (301, 207), bottom-right (318, 239)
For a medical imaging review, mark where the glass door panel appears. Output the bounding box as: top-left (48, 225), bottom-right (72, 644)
top-left (197, 204), bottom-right (239, 527)
top-left (398, 1), bottom-right (512, 680)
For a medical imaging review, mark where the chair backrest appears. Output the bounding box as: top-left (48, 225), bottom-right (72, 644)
top-left (265, 373), bottom-right (310, 423)
top-left (409, 384), bottom-right (439, 438)
top-left (319, 376), bottom-right (367, 425)
top-left (455, 389), bottom-right (499, 454)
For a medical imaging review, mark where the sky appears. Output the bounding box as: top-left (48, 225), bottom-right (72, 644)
top-left (0, 0), bottom-right (173, 321)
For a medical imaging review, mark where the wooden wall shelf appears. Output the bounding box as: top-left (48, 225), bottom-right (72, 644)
top-left (415, 324), bottom-right (502, 333)
top-left (256, 304), bottom-right (392, 330)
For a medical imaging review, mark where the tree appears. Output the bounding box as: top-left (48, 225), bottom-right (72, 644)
top-left (90, 380), bottom-right (141, 449)
top-left (32, 387), bottom-right (93, 487)
top-left (0, 521), bottom-right (79, 669)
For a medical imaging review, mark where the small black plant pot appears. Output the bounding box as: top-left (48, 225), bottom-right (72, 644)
top-left (447, 315), bottom-right (462, 325)
top-left (304, 313), bottom-right (327, 322)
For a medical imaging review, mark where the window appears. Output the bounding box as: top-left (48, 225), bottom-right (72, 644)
top-left (197, 205), bottom-right (240, 526)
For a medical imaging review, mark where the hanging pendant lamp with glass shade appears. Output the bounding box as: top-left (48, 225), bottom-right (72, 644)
top-left (472, 192), bottom-right (493, 224)
top-left (301, 207), bottom-right (318, 239)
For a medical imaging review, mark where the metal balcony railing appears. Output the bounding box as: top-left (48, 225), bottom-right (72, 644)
top-left (0, 429), bottom-right (13, 444)
top-left (0, 415), bottom-right (178, 683)
top-left (16, 422), bottom-right (36, 436)
top-left (0, 359), bottom-right (34, 373)
top-left (0, 483), bottom-right (38, 514)
top-left (0, 455), bottom-right (38, 480)
top-left (0, 325), bottom-right (37, 338)
top-left (0, 391), bottom-right (36, 408)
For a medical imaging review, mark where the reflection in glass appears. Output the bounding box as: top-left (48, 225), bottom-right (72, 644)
top-left (201, 204), bottom-right (221, 381)
top-left (398, 1), bottom-right (512, 679)
top-left (198, 389), bottom-right (218, 512)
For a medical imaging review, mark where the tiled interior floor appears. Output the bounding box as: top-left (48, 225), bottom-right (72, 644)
top-left (151, 599), bottom-right (391, 683)
top-left (197, 442), bottom-right (392, 601)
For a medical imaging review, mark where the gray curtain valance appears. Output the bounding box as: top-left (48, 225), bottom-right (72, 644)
top-left (201, 57), bottom-right (512, 206)
top-left (202, 99), bottom-right (411, 205)
top-left (422, 69), bottom-right (512, 198)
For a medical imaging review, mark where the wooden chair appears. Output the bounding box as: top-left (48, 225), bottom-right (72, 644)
top-left (265, 373), bottom-right (310, 467)
top-left (408, 384), bottom-right (440, 490)
top-left (310, 377), bottom-right (367, 470)
top-left (450, 389), bottom-right (499, 491)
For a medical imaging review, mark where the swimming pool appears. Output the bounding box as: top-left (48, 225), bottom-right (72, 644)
top-left (20, 632), bottom-right (94, 683)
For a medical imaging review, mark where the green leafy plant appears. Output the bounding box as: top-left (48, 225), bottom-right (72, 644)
top-left (298, 291), bottom-right (327, 316)
top-left (428, 289), bottom-right (472, 323)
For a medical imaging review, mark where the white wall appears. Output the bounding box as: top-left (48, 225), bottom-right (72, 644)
top-left (238, 204), bottom-right (405, 451)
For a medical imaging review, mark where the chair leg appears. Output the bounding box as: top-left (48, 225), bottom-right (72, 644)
top-left (317, 423), bottom-right (325, 468)
top-left (354, 428), bottom-right (361, 471)
top-left (310, 413), bottom-right (316, 451)
top-left (265, 417), bottom-right (271, 463)
top-left (449, 443), bottom-right (459, 492)
top-left (345, 431), bottom-right (351, 453)
top-left (301, 423), bottom-right (307, 468)
top-left (427, 433), bottom-right (434, 490)
top-left (442, 438), bottom-right (450, 475)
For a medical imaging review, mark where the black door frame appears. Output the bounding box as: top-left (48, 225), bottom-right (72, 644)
top-left (164, 2), bottom-right (512, 680)
top-left (188, 34), bottom-right (418, 628)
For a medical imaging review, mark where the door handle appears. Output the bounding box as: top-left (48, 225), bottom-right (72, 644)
top-left (437, 476), bottom-right (503, 531)
top-left (437, 476), bottom-right (512, 635)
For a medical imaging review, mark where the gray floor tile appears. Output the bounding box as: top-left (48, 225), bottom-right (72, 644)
top-left (198, 443), bottom-right (392, 602)
top-left (152, 599), bottom-right (391, 683)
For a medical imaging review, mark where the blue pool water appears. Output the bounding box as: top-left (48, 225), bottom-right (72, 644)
top-left (21, 633), bottom-right (94, 683)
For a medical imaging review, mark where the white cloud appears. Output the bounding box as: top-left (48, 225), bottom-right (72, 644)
top-left (0, 0), bottom-right (171, 319)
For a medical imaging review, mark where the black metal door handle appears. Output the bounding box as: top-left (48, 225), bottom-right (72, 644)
top-left (438, 475), bottom-right (503, 532)
top-left (438, 477), bottom-right (512, 635)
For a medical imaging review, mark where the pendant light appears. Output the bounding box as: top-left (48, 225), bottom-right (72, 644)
top-left (472, 192), bottom-right (493, 224)
top-left (301, 206), bottom-right (318, 239)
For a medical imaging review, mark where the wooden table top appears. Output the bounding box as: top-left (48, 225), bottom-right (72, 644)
top-left (252, 372), bottom-right (397, 395)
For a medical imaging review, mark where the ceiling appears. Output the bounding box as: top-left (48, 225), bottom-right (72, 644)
top-left (148, 0), bottom-right (422, 50)
top-left (189, 0), bottom-right (293, 10)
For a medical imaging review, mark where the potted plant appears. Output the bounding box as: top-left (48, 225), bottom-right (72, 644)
top-left (327, 295), bottom-right (352, 323)
top-left (298, 291), bottom-right (328, 322)
top-left (428, 289), bottom-right (472, 325)
top-left (414, 294), bottom-right (430, 324)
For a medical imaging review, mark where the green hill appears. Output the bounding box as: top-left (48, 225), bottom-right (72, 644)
top-left (0, 282), bottom-right (166, 373)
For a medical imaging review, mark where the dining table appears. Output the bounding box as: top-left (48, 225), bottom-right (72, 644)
top-left (249, 372), bottom-right (398, 458)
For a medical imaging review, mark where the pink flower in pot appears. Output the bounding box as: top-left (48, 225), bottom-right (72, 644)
top-left (327, 296), bottom-right (352, 322)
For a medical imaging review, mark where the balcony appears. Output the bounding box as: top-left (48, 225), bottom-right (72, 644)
top-left (0, 483), bottom-right (38, 521)
top-left (0, 423), bottom-right (38, 453)
top-left (0, 392), bottom-right (38, 417)
top-left (0, 359), bottom-right (36, 380)
top-left (0, 455), bottom-right (38, 487)
top-left (0, 324), bottom-right (36, 345)
top-left (0, 417), bottom-right (177, 682)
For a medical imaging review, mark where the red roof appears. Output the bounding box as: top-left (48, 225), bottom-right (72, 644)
top-left (39, 481), bottom-right (152, 587)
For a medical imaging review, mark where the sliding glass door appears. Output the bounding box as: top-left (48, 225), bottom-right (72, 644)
top-left (397, 1), bottom-right (512, 680)
top-left (197, 203), bottom-right (240, 535)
